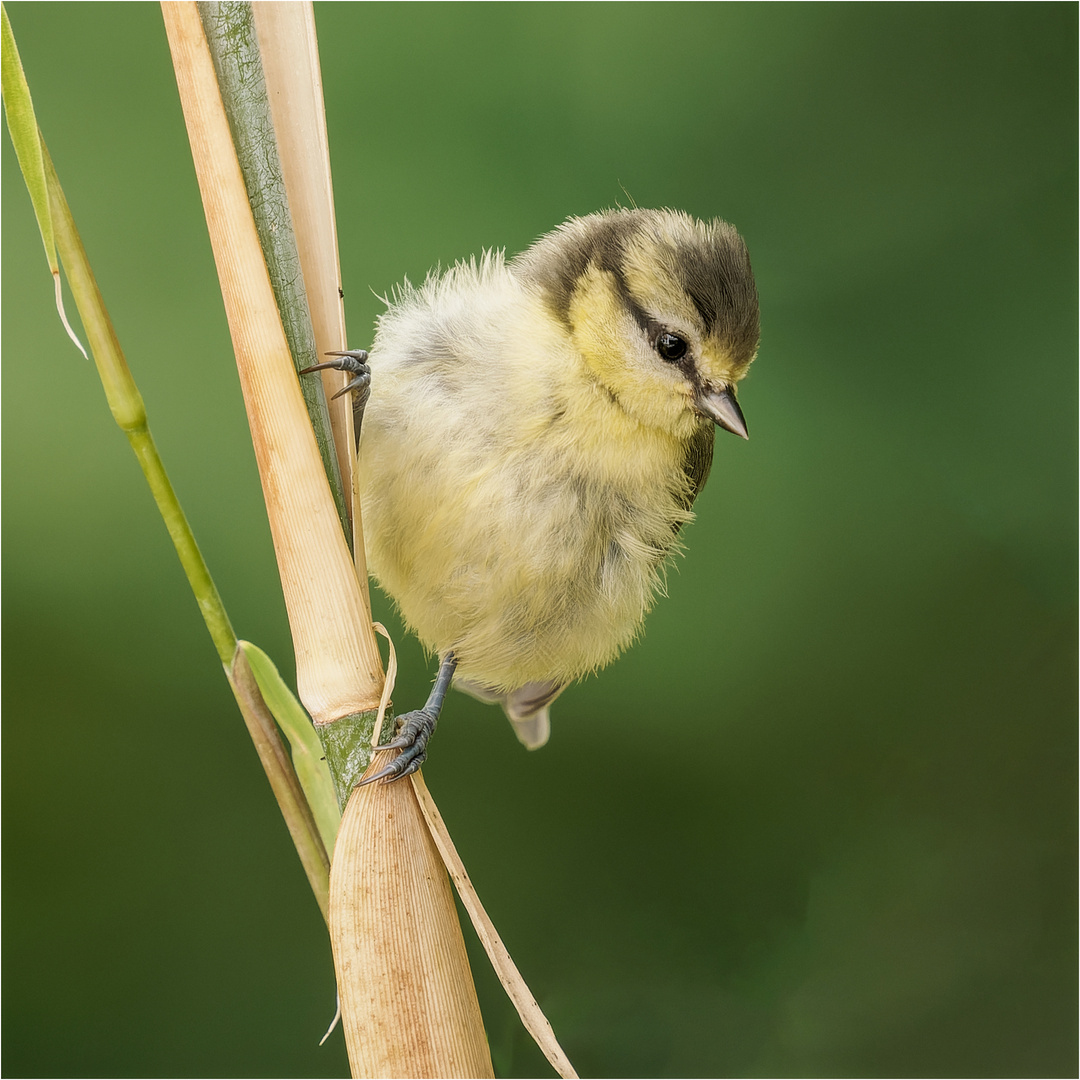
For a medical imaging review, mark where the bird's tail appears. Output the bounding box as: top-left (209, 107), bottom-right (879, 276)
top-left (454, 678), bottom-right (564, 750)
top-left (508, 707), bottom-right (551, 751)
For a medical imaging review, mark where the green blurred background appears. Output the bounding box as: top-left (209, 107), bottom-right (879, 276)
top-left (3, 4), bottom-right (1075, 1077)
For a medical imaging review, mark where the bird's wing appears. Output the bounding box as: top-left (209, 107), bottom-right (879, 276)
top-left (680, 422), bottom-right (716, 506)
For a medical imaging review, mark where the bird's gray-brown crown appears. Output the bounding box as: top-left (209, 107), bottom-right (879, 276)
top-left (513, 208), bottom-right (760, 373)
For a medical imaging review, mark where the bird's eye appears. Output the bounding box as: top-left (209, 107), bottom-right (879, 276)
top-left (655, 332), bottom-right (688, 363)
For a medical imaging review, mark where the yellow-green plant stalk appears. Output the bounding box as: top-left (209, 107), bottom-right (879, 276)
top-left (0, 2), bottom-right (332, 920)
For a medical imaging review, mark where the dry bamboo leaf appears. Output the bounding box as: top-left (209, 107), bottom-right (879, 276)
top-left (330, 751), bottom-right (495, 1079)
top-left (413, 773), bottom-right (580, 1080)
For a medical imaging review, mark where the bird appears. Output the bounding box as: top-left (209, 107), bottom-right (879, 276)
top-left (304, 208), bottom-right (760, 783)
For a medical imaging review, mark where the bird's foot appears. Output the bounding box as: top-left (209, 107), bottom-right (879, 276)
top-left (359, 653), bottom-right (456, 786)
top-left (300, 350), bottom-right (371, 404)
top-left (359, 707), bottom-right (438, 785)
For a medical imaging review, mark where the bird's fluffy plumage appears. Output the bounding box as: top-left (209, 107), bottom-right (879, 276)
top-left (357, 209), bottom-right (759, 741)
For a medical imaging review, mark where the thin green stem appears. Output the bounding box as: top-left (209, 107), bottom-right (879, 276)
top-left (126, 431), bottom-right (236, 664)
top-left (42, 129), bottom-right (332, 907)
top-left (44, 144), bottom-right (238, 665)
top-left (47, 136), bottom-right (333, 909)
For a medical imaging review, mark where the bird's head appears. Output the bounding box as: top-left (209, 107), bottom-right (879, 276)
top-left (515, 208), bottom-right (760, 439)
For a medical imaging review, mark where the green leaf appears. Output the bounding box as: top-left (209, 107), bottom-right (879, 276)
top-left (1, 4), bottom-right (51, 267)
top-left (239, 640), bottom-right (341, 853)
top-left (1, 3), bottom-right (85, 356)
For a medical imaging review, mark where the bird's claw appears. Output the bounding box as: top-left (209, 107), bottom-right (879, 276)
top-left (359, 707), bottom-right (437, 785)
top-left (359, 748), bottom-right (428, 786)
top-left (300, 350), bottom-right (371, 402)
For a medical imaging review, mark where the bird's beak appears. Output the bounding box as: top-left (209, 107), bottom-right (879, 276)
top-left (697, 386), bottom-right (749, 440)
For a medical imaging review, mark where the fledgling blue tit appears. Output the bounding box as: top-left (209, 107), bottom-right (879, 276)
top-left (306, 208), bottom-right (760, 783)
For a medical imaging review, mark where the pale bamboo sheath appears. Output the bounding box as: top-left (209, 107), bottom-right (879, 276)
top-left (330, 751), bottom-right (495, 1079)
top-left (162, 3), bottom-right (382, 718)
